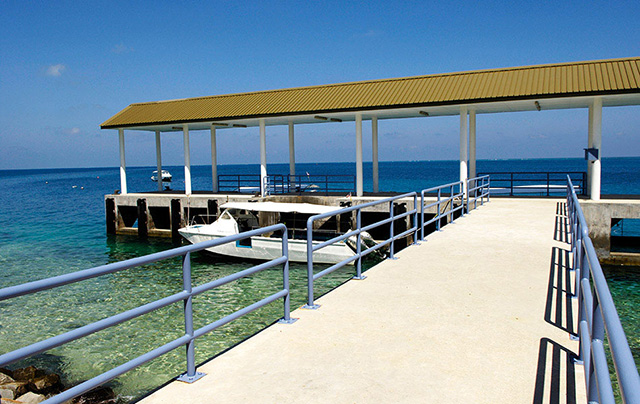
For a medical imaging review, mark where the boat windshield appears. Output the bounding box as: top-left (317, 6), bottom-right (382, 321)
top-left (225, 209), bottom-right (259, 232)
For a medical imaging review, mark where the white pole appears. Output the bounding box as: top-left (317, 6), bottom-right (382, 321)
top-left (355, 113), bottom-right (363, 197)
top-left (587, 103), bottom-right (595, 196)
top-left (211, 125), bottom-right (218, 193)
top-left (155, 130), bottom-right (162, 192)
top-left (469, 110), bottom-right (476, 178)
top-left (459, 107), bottom-right (468, 194)
top-left (260, 119), bottom-right (267, 197)
top-left (183, 125), bottom-right (192, 195)
top-left (118, 128), bottom-right (127, 194)
top-left (590, 98), bottom-right (602, 201)
top-left (288, 121), bottom-right (295, 179)
top-left (372, 116), bottom-right (379, 193)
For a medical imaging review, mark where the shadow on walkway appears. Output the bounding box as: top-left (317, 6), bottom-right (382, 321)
top-left (532, 338), bottom-right (578, 404)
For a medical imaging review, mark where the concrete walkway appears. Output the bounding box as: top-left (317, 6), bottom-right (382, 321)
top-left (141, 198), bottom-right (585, 404)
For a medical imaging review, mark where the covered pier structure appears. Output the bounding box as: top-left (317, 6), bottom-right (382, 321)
top-left (101, 57), bottom-right (640, 263)
top-left (102, 57), bottom-right (640, 200)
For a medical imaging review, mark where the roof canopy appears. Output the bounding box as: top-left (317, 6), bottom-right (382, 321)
top-left (101, 57), bottom-right (640, 131)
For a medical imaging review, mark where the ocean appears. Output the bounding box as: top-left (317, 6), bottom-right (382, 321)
top-left (0, 157), bottom-right (638, 400)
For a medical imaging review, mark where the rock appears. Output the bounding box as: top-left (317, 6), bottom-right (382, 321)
top-left (29, 374), bottom-right (62, 394)
top-left (1, 387), bottom-right (16, 399)
top-left (0, 382), bottom-right (29, 398)
top-left (0, 368), bottom-right (14, 378)
top-left (14, 391), bottom-right (46, 404)
top-left (0, 398), bottom-right (24, 404)
top-left (72, 386), bottom-right (116, 404)
top-left (0, 371), bottom-right (15, 384)
top-left (11, 367), bottom-right (45, 383)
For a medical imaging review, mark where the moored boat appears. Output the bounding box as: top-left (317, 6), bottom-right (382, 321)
top-left (178, 201), bottom-right (375, 264)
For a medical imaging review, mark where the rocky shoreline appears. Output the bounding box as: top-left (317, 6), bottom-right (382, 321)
top-left (0, 366), bottom-right (117, 404)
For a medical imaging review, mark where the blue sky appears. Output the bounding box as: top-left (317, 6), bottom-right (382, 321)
top-left (1, 1), bottom-right (639, 169)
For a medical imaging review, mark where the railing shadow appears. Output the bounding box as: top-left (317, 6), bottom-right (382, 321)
top-left (545, 246), bottom-right (575, 336)
top-left (554, 202), bottom-right (570, 244)
top-left (532, 337), bottom-right (578, 404)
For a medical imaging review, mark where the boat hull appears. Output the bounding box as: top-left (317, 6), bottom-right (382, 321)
top-left (178, 229), bottom-right (355, 264)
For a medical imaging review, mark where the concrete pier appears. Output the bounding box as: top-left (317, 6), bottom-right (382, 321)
top-left (140, 198), bottom-right (585, 404)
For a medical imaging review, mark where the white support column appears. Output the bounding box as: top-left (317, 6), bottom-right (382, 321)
top-left (590, 98), bottom-right (602, 201)
top-left (183, 125), bottom-right (192, 196)
top-left (372, 116), bottom-right (379, 193)
top-left (288, 121), bottom-right (295, 179)
top-left (118, 129), bottom-right (127, 194)
top-left (459, 107), bottom-right (468, 194)
top-left (211, 125), bottom-right (218, 193)
top-left (259, 119), bottom-right (267, 197)
top-left (155, 131), bottom-right (162, 192)
top-left (587, 103), bottom-right (595, 196)
top-left (355, 113), bottom-right (363, 197)
top-left (469, 110), bottom-right (476, 178)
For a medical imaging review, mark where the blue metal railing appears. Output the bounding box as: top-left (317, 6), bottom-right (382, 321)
top-left (219, 174), bottom-right (355, 195)
top-left (481, 171), bottom-right (587, 196)
top-left (418, 176), bottom-right (490, 240)
top-left (567, 177), bottom-right (640, 403)
top-left (304, 192), bottom-right (419, 308)
top-left (0, 224), bottom-right (293, 404)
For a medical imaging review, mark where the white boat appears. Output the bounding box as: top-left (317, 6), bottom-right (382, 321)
top-left (151, 170), bottom-right (172, 182)
top-left (178, 201), bottom-right (374, 264)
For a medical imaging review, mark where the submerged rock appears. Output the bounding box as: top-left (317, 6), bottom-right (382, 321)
top-left (11, 367), bottom-right (45, 383)
top-left (29, 373), bottom-right (63, 394)
top-left (71, 386), bottom-right (117, 404)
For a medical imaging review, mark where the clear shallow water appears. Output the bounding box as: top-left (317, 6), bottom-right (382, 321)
top-left (0, 158), bottom-right (638, 400)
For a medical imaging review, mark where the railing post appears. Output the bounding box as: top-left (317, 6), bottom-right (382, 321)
top-left (413, 194), bottom-right (418, 245)
top-left (304, 220), bottom-right (319, 309)
top-left (420, 192), bottom-right (425, 241)
top-left (487, 177), bottom-right (491, 202)
top-left (464, 178), bottom-right (469, 215)
top-left (510, 173), bottom-right (514, 196)
top-left (278, 230), bottom-right (297, 324)
top-left (354, 209), bottom-right (365, 279)
top-left (547, 172), bottom-right (550, 196)
top-left (388, 200), bottom-right (396, 259)
top-left (177, 252), bottom-right (205, 383)
top-left (437, 188), bottom-right (442, 231)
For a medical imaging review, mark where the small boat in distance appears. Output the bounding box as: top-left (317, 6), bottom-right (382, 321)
top-left (151, 170), bottom-right (172, 182)
top-left (178, 201), bottom-right (378, 264)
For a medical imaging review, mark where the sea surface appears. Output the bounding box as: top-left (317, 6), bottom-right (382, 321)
top-left (0, 157), bottom-right (638, 401)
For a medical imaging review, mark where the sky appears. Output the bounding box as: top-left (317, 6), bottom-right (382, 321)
top-left (0, 1), bottom-right (639, 169)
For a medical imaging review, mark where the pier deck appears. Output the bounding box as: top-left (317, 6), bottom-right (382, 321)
top-left (141, 198), bottom-right (585, 403)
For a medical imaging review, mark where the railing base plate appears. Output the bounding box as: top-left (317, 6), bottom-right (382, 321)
top-left (278, 317), bottom-right (299, 324)
top-left (570, 334), bottom-right (579, 341)
top-left (177, 371), bottom-right (206, 383)
top-left (573, 358), bottom-right (584, 366)
top-left (352, 275), bottom-right (367, 280)
top-left (302, 304), bottom-right (321, 310)
top-left (387, 257), bottom-right (398, 261)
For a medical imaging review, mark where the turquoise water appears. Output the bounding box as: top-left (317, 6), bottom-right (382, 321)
top-left (0, 158), bottom-right (638, 400)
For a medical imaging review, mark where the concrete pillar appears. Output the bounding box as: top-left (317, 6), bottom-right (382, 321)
top-left (355, 113), bottom-right (363, 197)
top-left (587, 103), bottom-right (594, 196)
top-left (183, 125), bottom-right (192, 195)
top-left (469, 110), bottom-right (476, 178)
top-left (590, 98), bottom-right (602, 200)
top-left (155, 131), bottom-right (162, 192)
top-left (288, 121), bottom-right (295, 180)
top-left (372, 116), bottom-right (379, 193)
top-left (459, 107), bottom-right (468, 194)
top-left (211, 125), bottom-right (218, 193)
top-left (259, 119), bottom-right (267, 196)
top-left (118, 128), bottom-right (127, 194)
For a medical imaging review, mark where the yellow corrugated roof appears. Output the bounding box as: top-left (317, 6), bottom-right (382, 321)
top-left (101, 57), bottom-right (640, 129)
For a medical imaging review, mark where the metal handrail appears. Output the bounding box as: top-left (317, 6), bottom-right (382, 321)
top-left (0, 224), bottom-right (293, 404)
top-left (567, 176), bottom-right (640, 403)
top-left (304, 192), bottom-right (418, 308)
top-left (417, 176), bottom-right (490, 241)
top-left (481, 171), bottom-right (587, 196)
top-left (219, 174), bottom-right (356, 195)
